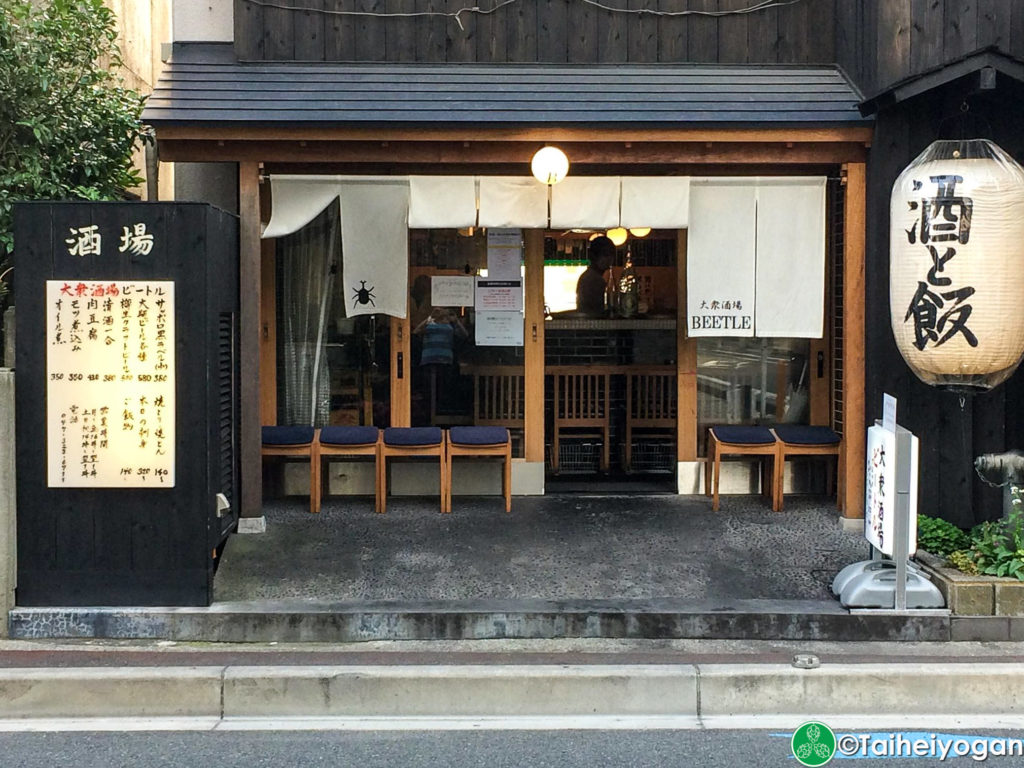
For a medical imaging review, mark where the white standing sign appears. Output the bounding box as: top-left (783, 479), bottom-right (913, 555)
top-left (864, 423), bottom-right (918, 556)
top-left (46, 280), bottom-right (175, 487)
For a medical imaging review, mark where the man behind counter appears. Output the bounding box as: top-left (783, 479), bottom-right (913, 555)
top-left (575, 235), bottom-right (615, 315)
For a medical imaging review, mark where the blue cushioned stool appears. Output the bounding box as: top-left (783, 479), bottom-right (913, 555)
top-left (262, 426), bottom-right (317, 514)
top-left (705, 426), bottom-right (781, 512)
top-left (446, 427), bottom-right (512, 513)
top-left (380, 427), bottom-right (447, 513)
top-left (771, 425), bottom-right (842, 511)
top-left (315, 426), bottom-right (381, 513)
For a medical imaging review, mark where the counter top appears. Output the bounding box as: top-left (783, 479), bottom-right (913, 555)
top-left (546, 317), bottom-right (676, 330)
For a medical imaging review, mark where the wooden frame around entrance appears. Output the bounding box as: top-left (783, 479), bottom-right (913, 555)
top-left (157, 126), bottom-right (868, 522)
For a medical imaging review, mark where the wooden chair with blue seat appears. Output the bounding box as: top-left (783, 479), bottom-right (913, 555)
top-left (770, 425), bottom-right (842, 511)
top-left (261, 426), bottom-right (317, 514)
top-left (704, 425), bottom-right (781, 512)
top-left (445, 426), bottom-right (512, 513)
top-left (315, 426), bottom-right (381, 513)
top-left (379, 427), bottom-right (448, 513)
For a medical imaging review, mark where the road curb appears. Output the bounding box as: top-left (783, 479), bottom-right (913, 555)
top-left (0, 663), bottom-right (1022, 719)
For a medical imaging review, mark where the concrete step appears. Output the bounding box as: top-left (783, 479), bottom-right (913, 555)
top-left (2, 662), bottom-right (1024, 720)
top-left (8, 598), bottom-right (963, 642)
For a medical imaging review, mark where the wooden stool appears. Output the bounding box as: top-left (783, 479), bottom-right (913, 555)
top-left (316, 426), bottom-right (380, 513)
top-left (771, 425), bottom-right (842, 511)
top-left (705, 425), bottom-right (780, 512)
top-left (446, 426), bottom-right (512, 513)
top-left (379, 427), bottom-right (447, 513)
top-left (261, 426), bottom-right (316, 514)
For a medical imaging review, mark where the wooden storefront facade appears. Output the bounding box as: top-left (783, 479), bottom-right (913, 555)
top-left (145, 0), bottom-right (1024, 526)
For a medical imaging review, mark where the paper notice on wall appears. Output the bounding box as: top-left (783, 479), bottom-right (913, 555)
top-left (475, 278), bottom-right (523, 311)
top-left (487, 228), bottom-right (523, 279)
top-left (46, 279), bottom-right (175, 487)
top-left (475, 310), bottom-right (523, 346)
top-left (431, 275), bottom-right (475, 307)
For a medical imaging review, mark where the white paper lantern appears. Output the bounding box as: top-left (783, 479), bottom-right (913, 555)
top-left (530, 146), bottom-right (569, 186)
top-left (890, 139), bottom-right (1024, 390)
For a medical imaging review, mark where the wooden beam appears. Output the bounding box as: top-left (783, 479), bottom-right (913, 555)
top-left (239, 162), bottom-right (263, 518)
top-left (841, 162), bottom-right (866, 518)
top-left (524, 229), bottom-right (546, 464)
top-left (677, 229), bottom-right (697, 463)
top-left (390, 314), bottom-right (411, 427)
top-left (154, 124), bottom-right (874, 145)
top-left (259, 238), bottom-right (277, 425)
top-left (158, 139), bottom-right (868, 166)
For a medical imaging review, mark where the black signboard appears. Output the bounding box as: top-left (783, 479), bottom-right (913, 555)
top-left (14, 202), bottom-right (239, 606)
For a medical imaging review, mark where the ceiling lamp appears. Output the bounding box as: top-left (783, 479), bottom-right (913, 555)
top-left (890, 138), bottom-right (1024, 391)
top-left (606, 227), bottom-right (628, 246)
top-left (531, 146), bottom-right (569, 186)
top-left (628, 227), bottom-right (651, 238)
top-left (588, 232), bottom-right (602, 241)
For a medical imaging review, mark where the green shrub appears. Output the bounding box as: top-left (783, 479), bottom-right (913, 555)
top-left (946, 549), bottom-right (979, 575)
top-left (917, 514), bottom-right (970, 557)
top-left (943, 487), bottom-right (1024, 580)
top-left (964, 489), bottom-right (1024, 581)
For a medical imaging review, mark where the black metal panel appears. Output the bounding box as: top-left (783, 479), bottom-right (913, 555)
top-left (142, 47), bottom-right (869, 127)
top-left (13, 202), bottom-right (239, 606)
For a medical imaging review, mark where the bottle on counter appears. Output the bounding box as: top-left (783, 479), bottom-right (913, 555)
top-left (618, 249), bottom-right (639, 318)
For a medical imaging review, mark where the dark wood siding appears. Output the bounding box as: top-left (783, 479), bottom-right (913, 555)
top-left (838, 0), bottom-right (1024, 97)
top-left (234, 0), bottom-right (840, 63)
top-left (863, 77), bottom-right (1024, 528)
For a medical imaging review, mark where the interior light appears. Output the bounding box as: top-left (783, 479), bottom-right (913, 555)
top-left (588, 232), bottom-right (602, 241)
top-left (606, 227), bottom-right (628, 246)
top-left (531, 146), bottom-right (570, 185)
top-left (628, 227), bottom-right (651, 238)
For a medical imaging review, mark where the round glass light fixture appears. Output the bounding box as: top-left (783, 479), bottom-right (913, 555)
top-left (531, 146), bottom-right (570, 185)
top-left (588, 232), bottom-right (602, 241)
top-left (628, 227), bottom-right (651, 238)
top-left (606, 227), bottom-right (628, 246)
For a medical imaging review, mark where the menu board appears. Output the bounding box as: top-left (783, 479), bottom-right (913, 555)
top-left (46, 280), bottom-right (175, 487)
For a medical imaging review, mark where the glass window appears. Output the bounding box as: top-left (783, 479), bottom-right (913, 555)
top-left (275, 205), bottom-right (389, 427)
top-left (409, 229), bottom-right (525, 457)
top-left (696, 337), bottom-right (811, 455)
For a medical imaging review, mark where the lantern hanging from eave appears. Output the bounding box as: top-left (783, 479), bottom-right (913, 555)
top-left (890, 139), bottom-right (1024, 391)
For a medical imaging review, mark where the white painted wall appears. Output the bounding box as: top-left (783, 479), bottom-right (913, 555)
top-left (173, 0), bottom-right (233, 42)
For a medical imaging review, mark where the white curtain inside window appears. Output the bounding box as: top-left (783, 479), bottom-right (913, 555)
top-left (549, 177), bottom-right (620, 228)
top-left (277, 204), bottom-right (340, 426)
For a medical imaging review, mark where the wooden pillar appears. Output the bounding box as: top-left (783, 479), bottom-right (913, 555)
top-left (390, 315), bottom-right (411, 426)
top-left (259, 238), bottom-right (277, 425)
top-left (524, 229), bottom-right (546, 463)
top-left (842, 162), bottom-right (866, 517)
top-left (677, 230), bottom-right (697, 462)
top-left (239, 162), bottom-right (262, 518)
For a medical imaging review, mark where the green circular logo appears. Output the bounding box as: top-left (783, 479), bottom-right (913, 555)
top-left (791, 721), bottom-right (837, 766)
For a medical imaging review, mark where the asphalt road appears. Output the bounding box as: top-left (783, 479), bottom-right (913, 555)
top-left (2, 729), bottom-right (1023, 767)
